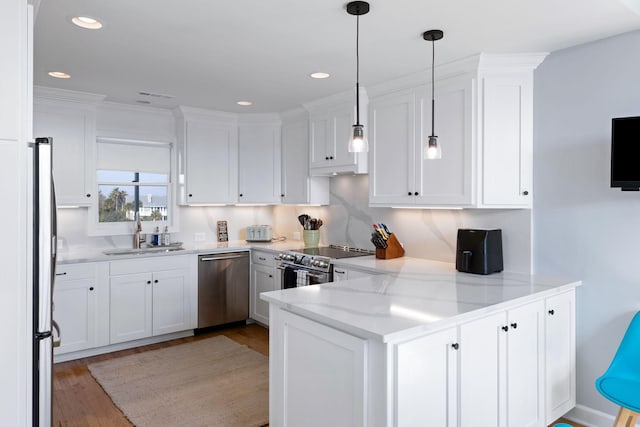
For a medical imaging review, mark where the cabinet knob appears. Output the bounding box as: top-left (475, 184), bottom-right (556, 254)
top-left (239, 193), bottom-right (243, 197)
top-left (548, 309), bottom-right (555, 316)
top-left (414, 192), bottom-right (419, 196)
top-left (89, 287), bottom-right (94, 291)
top-left (188, 194), bottom-right (193, 198)
top-left (147, 280), bottom-right (151, 284)
top-left (408, 191), bottom-right (412, 196)
top-left (154, 279), bottom-right (159, 283)
top-left (268, 274), bottom-right (273, 278)
top-left (329, 156), bottom-right (334, 160)
top-left (86, 193), bottom-right (91, 198)
top-left (451, 343), bottom-right (459, 350)
top-left (325, 156), bottom-right (329, 160)
top-left (502, 325), bottom-right (509, 332)
top-left (522, 190), bottom-right (529, 196)
top-left (510, 323), bottom-right (518, 329)
top-left (55, 272), bottom-right (67, 276)
top-left (281, 194), bottom-right (285, 197)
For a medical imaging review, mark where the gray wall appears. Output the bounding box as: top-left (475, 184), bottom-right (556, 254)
top-left (534, 29), bottom-right (640, 420)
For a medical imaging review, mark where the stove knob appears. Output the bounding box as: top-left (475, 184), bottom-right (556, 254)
top-left (319, 261), bottom-right (329, 268)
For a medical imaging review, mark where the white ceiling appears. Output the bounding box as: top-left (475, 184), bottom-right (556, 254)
top-left (34, 0), bottom-right (640, 113)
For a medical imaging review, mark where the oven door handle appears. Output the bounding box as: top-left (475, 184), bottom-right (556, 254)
top-left (306, 272), bottom-right (327, 279)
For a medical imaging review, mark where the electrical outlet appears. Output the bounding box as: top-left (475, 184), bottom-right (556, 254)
top-left (194, 232), bottom-right (206, 242)
top-left (293, 231), bottom-right (301, 240)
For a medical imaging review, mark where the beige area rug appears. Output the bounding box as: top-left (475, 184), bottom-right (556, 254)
top-left (88, 336), bottom-right (269, 427)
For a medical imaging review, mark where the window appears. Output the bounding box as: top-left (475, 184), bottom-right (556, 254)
top-left (97, 171), bottom-right (169, 223)
top-left (90, 137), bottom-right (173, 235)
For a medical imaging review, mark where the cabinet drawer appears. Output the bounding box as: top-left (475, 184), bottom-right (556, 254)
top-left (110, 254), bottom-right (191, 276)
top-left (55, 262), bottom-right (96, 282)
top-left (251, 250), bottom-right (277, 268)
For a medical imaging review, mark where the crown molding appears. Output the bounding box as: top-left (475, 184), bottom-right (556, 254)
top-left (34, 86), bottom-right (106, 105)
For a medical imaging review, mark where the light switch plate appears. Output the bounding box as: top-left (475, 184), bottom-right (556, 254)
top-left (194, 232), bottom-right (206, 242)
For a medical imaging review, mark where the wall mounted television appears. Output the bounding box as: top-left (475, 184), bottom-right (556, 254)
top-left (611, 116), bottom-right (640, 191)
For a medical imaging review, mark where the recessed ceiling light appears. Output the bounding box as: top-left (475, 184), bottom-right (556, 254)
top-left (237, 101), bottom-right (253, 106)
top-left (71, 16), bottom-right (103, 29)
top-left (71, 16), bottom-right (102, 30)
top-left (48, 71), bottom-right (71, 79)
top-left (310, 72), bottom-right (330, 79)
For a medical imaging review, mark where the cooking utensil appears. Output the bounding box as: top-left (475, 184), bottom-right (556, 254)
top-left (317, 219), bottom-right (323, 229)
top-left (298, 214), bottom-right (310, 227)
top-left (309, 218), bottom-right (317, 230)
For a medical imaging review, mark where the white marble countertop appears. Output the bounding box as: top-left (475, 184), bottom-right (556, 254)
top-left (56, 240), bottom-right (294, 264)
top-left (261, 268), bottom-right (580, 343)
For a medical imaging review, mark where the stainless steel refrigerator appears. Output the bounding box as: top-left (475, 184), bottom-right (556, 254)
top-left (31, 137), bottom-right (59, 427)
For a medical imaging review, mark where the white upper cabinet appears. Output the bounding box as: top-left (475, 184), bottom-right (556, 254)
top-left (479, 71), bottom-right (534, 207)
top-left (368, 53), bottom-right (546, 209)
top-left (305, 90), bottom-right (368, 176)
top-left (238, 115), bottom-right (281, 204)
top-left (368, 89), bottom-right (417, 206)
top-left (280, 109), bottom-right (329, 205)
top-left (174, 106), bottom-right (238, 205)
top-left (34, 87), bottom-right (104, 206)
top-left (369, 78), bottom-right (473, 208)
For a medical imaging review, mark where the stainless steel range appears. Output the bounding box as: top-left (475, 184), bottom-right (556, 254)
top-left (277, 245), bottom-right (373, 288)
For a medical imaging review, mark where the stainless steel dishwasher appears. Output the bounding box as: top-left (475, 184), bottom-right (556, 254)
top-left (198, 252), bottom-right (249, 328)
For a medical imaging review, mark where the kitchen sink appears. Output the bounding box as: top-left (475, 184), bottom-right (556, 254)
top-left (103, 245), bottom-right (185, 256)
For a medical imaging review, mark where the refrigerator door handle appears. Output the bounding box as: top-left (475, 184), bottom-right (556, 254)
top-left (35, 137), bottom-right (54, 334)
top-left (37, 336), bottom-right (53, 427)
top-left (52, 320), bottom-right (61, 348)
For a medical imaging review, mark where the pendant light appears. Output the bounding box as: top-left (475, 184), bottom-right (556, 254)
top-left (423, 29), bottom-right (444, 160)
top-left (347, 1), bottom-right (369, 153)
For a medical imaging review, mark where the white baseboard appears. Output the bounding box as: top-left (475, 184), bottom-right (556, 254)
top-left (564, 404), bottom-right (640, 427)
top-left (53, 330), bottom-right (194, 363)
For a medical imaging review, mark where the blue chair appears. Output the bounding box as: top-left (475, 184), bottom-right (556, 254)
top-left (595, 311), bottom-right (640, 427)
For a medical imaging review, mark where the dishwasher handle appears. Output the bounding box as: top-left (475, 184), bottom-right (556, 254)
top-left (200, 254), bottom-right (248, 262)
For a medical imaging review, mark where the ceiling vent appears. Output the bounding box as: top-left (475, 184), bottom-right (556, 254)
top-left (137, 91), bottom-right (175, 99)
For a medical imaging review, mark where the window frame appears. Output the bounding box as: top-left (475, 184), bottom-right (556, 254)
top-left (88, 137), bottom-right (177, 237)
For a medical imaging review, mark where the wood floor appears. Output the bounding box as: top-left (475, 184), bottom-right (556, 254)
top-left (53, 322), bottom-right (582, 427)
top-left (52, 323), bottom-right (269, 427)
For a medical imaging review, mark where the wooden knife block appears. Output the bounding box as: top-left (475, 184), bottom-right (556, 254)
top-left (375, 233), bottom-right (405, 260)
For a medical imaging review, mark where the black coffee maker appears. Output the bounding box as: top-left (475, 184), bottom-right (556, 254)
top-left (455, 229), bottom-right (503, 275)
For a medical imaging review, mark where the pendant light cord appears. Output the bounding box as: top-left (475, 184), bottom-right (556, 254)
top-left (355, 14), bottom-right (361, 126)
top-left (431, 38), bottom-right (435, 137)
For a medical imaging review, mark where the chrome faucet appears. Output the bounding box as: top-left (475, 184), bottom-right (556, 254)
top-left (133, 212), bottom-right (145, 249)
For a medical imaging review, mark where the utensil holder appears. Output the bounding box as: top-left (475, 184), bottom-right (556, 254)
top-left (375, 233), bottom-right (405, 259)
top-left (303, 230), bottom-right (320, 248)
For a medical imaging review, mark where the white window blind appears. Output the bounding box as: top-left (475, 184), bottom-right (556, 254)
top-left (96, 137), bottom-right (172, 173)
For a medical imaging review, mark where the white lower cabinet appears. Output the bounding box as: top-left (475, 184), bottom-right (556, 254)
top-left (274, 310), bottom-right (367, 427)
top-left (333, 266), bottom-right (380, 282)
top-left (250, 264), bottom-right (278, 325)
top-left (459, 301), bottom-right (544, 427)
top-left (250, 250), bottom-right (279, 326)
top-left (109, 255), bottom-right (194, 345)
top-left (271, 292), bottom-right (572, 427)
top-left (53, 262), bottom-right (108, 355)
top-left (544, 290), bottom-right (576, 425)
top-left (395, 327), bottom-right (458, 427)
top-left (110, 272), bottom-right (153, 343)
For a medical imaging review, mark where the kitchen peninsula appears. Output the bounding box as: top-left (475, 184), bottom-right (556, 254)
top-left (262, 264), bottom-right (579, 427)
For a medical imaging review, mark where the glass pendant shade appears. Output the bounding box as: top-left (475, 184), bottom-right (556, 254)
top-left (347, 1), bottom-right (369, 153)
top-left (423, 29), bottom-right (444, 160)
top-left (349, 124), bottom-right (367, 153)
top-left (424, 135), bottom-right (442, 159)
